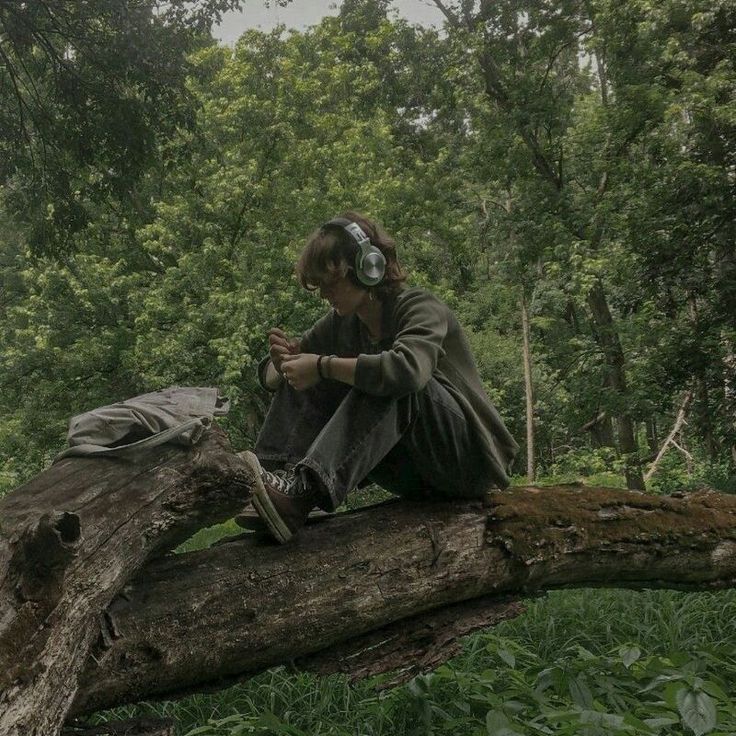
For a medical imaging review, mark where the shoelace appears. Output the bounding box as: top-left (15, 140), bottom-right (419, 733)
top-left (261, 466), bottom-right (313, 498)
top-left (261, 467), bottom-right (293, 494)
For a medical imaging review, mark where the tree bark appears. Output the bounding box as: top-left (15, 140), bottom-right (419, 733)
top-left (68, 484), bottom-right (736, 716)
top-left (0, 428), bottom-right (252, 736)
top-left (723, 333), bottom-right (736, 466)
top-left (62, 717), bottom-right (175, 736)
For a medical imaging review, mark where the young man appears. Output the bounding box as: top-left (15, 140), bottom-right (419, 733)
top-left (244, 212), bottom-right (518, 543)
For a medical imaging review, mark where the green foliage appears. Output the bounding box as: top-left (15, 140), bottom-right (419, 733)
top-left (2, 3), bottom-right (736, 734)
top-left (0, 0), bottom-right (246, 253)
top-left (1, 0), bottom-right (734, 490)
top-left (397, 640), bottom-right (734, 735)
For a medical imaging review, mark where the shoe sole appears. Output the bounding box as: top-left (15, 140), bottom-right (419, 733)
top-left (243, 451), bottom-right (293, 544)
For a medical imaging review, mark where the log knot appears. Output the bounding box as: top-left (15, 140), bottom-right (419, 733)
top-left (15, 511), bottom-right (82, 603)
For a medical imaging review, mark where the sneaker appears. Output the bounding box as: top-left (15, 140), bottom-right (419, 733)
top-left (243, 451), bottom-right (319, 543)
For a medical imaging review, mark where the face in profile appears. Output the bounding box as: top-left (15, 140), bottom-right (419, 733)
top-left (316, 271), bottom-right (369, 317)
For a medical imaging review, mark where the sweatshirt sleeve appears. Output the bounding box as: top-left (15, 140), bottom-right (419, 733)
top-left (354, 290), bottom-right (448, 397)
top-left (257, 354), bottom-right (283, 392)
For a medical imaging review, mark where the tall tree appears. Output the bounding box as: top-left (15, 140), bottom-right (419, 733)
top-left (0, 0), bottom-right (242, 253)
top-left (427, 0), bottom-right (731, 488)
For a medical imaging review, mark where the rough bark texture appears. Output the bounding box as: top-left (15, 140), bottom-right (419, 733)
top-left (296, 594), bottom-right (526, 688)
top-left (0, 428), bottom-right (253, 736)
top-left (70, 484), bottom-right (736, 716)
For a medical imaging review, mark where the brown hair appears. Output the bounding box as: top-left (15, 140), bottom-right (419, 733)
top-left (295, 211), bottom-right (407, 300)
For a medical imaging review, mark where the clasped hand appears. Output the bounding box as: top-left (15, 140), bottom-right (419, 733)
top-left (281, 353), bottom-right (320, 390)
top-left (268, 328), bottom-right (320, 391)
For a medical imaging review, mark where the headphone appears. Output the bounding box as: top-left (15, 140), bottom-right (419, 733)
top-left (322, 217), bottom-right (386, 287)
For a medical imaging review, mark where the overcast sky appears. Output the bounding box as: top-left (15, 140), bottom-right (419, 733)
top-left (213, 0), bottom-right (445, 45)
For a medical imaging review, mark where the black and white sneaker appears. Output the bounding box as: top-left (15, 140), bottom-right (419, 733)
top-left (243, 451), bottom-right (319, 543)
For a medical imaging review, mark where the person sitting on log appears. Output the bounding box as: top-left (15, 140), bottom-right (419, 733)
top-left (244, 212), bottom-right (519, 543)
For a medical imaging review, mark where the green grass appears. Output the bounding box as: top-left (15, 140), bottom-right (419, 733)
top-left (89, 589), bottom-right (736, 735)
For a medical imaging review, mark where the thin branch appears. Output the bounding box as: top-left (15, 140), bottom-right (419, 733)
top-left (644, 391), bottom-right (693, 482)
top-left (430, 0), bottom-right (461, 28)
top-left (580, 411), bottom-right (607, 433)
top-left (670, 438), bottom-right (693, 462)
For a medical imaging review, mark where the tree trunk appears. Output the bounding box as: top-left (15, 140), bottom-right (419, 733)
top-left (6, 440), bottom-right (736, 736)
top-left (68, 484), bottom-right (736, 717)
top-left (715, 236), bottom-right (736, 464)
top-left (521, 293), bottom-right (536, 481)
top-left (0, 428), bottom-right (252, 736)
top-left (62, 717), bottom-right (175, 736)
top-left (646, 417), bottom-right (659, 457)
top-left (586, 279), bottom-right (645, 489)
top-left (686, 294), bottom-right (719, 461)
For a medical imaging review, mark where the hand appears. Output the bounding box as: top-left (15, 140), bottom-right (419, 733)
top-left (268, 327), bottom-right (300, 374)
top-left (281, 353), bottom-right (320, 391)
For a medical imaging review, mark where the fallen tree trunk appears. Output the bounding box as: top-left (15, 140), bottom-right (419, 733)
top-left (0, 428), bottom-right (252, 736)
top-left (70, 484), bottom-right (736, 716)
top-left (62, 717), bottom-right (175, 736)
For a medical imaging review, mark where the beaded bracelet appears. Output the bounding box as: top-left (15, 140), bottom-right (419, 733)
top-left (317, 354), bottom-right (326, 380)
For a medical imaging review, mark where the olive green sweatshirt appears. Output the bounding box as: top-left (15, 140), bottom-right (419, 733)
top-left (260, 286), bottom-right (519, 489)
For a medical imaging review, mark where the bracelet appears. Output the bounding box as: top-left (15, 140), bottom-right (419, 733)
top-left (325, 354), bottom-right (336, 380)
top-left (317, 354), bottom-right (326, 380)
